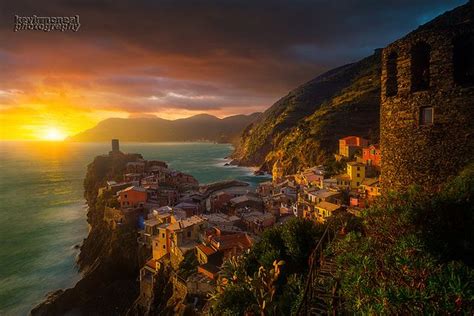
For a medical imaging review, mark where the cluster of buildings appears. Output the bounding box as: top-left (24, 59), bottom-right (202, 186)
top-left (103, 135), bottom-right (381, 308)
top-left (99, 140), bottom-right (286, 308)
top-left (100, 132), bottom-right (384, 310)
top-left (88, 4), bottom-right (474, 312)
top-left (267, 135), bottom-right (382, 224)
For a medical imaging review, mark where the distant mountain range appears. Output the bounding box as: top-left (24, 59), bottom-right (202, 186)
top-left (68, 113), bottom-right (261, 143)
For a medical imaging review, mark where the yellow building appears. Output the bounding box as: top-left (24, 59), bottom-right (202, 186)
top-left (346, 162), bottom-right (366, 189)
top-left (152, 226), bottom-right (170, 260)
top-left (361, 178), bottom-right (382, 199)
top-left (151, 215), bottom-right (208, 268)
top-left (315, 201), bottom-right (342, 222)
top-left (334, 162), bottom-right (366, 190)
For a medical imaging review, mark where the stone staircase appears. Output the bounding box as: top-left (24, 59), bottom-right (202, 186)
top-left (296, 227), bottom-right (342, 315)
top-left (307, 256), bottom-right (339, 315)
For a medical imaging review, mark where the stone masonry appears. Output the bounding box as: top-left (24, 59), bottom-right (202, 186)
top-left (380, 3), bottom-right (474, 191)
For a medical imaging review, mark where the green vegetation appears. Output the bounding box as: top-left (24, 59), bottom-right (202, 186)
top-left (322, 156), bottom-right (346, 178)
top-left (209, 218), bottom-right (325, 315)
top-left (210, 165), bottom-right (474, 315)
top-left (332, 163), bottom-right (474, 314)
top-left (177, 251), bottom-right (199, 280)
top-left (233, 51), bottom-right (381, 175)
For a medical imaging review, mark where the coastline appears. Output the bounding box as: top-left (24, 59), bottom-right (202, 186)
top-left (29, 143), bottom-right (268, 315)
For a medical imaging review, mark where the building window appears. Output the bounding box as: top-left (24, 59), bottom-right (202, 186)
top-left (386, 51), bottom-right (398, 97)
top-left (419, 107), bottom-right (434, 126)
top-left (187, 231), bottom-right (191, 238)
top-left (163, 245), bottom-right (166, 249)
top-left (411, 42), bottom-right (431, 92)
top-left (453, 34), bottom-right (474, 86)
top-left (357, 173), bottom-right (360, 178)
top-left (162, 233), bottom-right (165, 238)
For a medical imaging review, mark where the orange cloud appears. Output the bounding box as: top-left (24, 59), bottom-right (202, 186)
top-left (0, 0), bottom-right (463, 139)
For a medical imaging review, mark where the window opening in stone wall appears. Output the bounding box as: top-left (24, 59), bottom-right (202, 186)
top-left (453, 34), bottom-right (474, 86)
top-left (419, 107), bottom-right (434, 126)
top-left (386, 51), bottom-right (398, 96)
top-left (411, 42), bottom-right (431, 92)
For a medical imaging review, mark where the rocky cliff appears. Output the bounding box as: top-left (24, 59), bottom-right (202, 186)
top-left (31, 153), bottom-right (148, 315)
top-left (232, 52), bottom-right (381, 175)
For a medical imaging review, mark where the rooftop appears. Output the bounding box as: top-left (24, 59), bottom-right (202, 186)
top-left (347, 161), bottom-right (365, 167)
top-left (117, 185), bottom-right (147, 194)
top-left (362, 178), bottom-right (380, 187)
top-left (334, 174), bottom-right (351, 181)
top-left (196, 244), bottom-right (217, 256)
top-left (175, 202), bottom-right (199, 209)
top-left (316, 201), bottom-right (341, 212)
top-left (211, 233), bottom-right (252, 251)
top-left (308, 189), bottom-right (340, 199)
top-left (364, 144), bottom-right (380, 150)
top-left (168, 215), bottom-right (206, 231)
top-left (241, 211), bottom-right (274, 222)
top-left (202, 213), bottom-right (240, 223)
top-left (230, 195), bottom-right (262, 204)
top-left (144, 218), bottom-right (162, 227)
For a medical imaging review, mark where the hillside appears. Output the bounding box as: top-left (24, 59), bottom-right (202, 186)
top-left (232, 52), bottom-right (381, 174)
top-left (68, 113), bottom-right (261, 143)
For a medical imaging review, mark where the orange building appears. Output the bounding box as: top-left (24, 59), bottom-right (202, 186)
top-left (339, 136), bottom-right (369, 158)
top-left (117, 186), bottom-right (147, 209)
top-left (362, 144), bottom-right (381, 169)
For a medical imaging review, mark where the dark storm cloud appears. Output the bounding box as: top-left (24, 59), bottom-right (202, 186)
top-left (0, 0), bottom-right (467, 115)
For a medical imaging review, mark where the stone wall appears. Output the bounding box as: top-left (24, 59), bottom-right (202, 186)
top-left (380, 4), bottom-right (474, 191)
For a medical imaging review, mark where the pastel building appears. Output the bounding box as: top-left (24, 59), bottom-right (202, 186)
top-left (117, 186), bottom-right (147, 209)
top-left (335, 162), bottom-right (366, 190)
top-left (362, 144), bottom-right (381, 170)
top-left (151, 215), bottom-right (208, 268)
top-left (338, 136), bottom-right (369, 158)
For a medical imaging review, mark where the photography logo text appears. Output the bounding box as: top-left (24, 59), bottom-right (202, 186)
top-left (14, 15), bottom-right (81, 32)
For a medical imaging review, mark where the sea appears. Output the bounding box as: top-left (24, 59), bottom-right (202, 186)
top-left (0, 141), bottom-right (269, 315)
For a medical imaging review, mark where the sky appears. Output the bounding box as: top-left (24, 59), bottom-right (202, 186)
top-left (0, 0), bottom-right (467, 140)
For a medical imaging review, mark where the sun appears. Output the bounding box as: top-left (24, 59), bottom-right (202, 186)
top-left (42, 127), bottom-right (66, 141)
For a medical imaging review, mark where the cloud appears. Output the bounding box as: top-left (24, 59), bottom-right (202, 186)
top-left (0, 0), bottom-right (467, 124)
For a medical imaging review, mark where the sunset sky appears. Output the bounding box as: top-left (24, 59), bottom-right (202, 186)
top-left (0, 0), bottom-right (466, 140)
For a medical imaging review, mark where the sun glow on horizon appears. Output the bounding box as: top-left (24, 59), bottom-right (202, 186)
top-left (41, 127), bottom-right (67, 141)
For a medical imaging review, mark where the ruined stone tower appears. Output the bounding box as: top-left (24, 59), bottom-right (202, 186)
top-left (380, 3), bottom-right (474, 191)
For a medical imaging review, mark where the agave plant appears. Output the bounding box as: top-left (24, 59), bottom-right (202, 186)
top-left (246, 260), bottom-right (285, 316)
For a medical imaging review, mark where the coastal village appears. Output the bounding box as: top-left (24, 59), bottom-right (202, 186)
top-left (98, 136), bottom-right (381, 311)
top-left (25, 2), bottom-right (474, 315)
